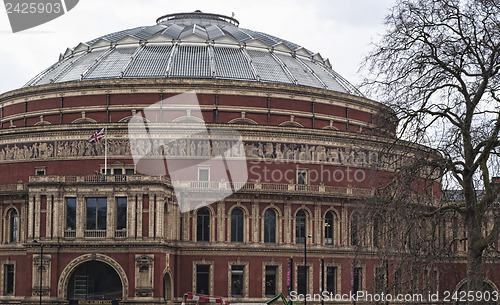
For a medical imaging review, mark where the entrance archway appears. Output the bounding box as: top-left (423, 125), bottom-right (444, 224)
top-left (57, 254), bottom-right (128, 301)
top-left (67, 261), bottom-right (122, 300)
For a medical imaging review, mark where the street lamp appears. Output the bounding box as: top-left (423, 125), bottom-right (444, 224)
top-left (32, 240), bottom-right (43, 305)
top-left (304, 234), bottom-right (312, 305)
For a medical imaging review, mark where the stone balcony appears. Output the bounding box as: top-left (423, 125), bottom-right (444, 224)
top-left (28, 175), bottom-right (374, 198)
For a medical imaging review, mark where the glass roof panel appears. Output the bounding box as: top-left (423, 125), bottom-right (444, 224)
top-left (221, 26), bottom-right (253, 43)
top-left (169, 45), bottom-right (211, 78)
top-left (134, 25), bottom-right (167, 40)
top-left (162, 24), bottom-right (185, 39)
top-left (241, 30), bottom-right (276, 47)
top-left (85, 46), bottom-right (139, 79)
top-left (300, 59), bottom-right (346, 92)
top-left (57, 49), bottom-right (108, 82)
top-left (124, 45), bottom-right (172, 78)
top-left (213, 47), bottom-right (255, 80)
top-left (27, 53), bottom-right (84, 86)
top-left (246, 49), bottom-right (293, 84)
top-left (86, 27), bottom-right (145, 45)
top-left (206, 25), bottom-right (225, 40)
top-left (275, 53), bottom-right (323, 88)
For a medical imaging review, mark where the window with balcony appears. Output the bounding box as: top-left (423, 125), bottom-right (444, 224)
top-left (65, 198), bottom-right (77, 238)
top-left (115, 197), bottom-right (127, 237)
top-left (297, 169), bottom-right (307, 185)
top-left (197, 207), bottom-right (210, 242)
top-left (85, 197), bottom-right (107, 237)
top-left (198, 168), bottom-right (210, 181)
top-left (264, 209), bottom-right (276, 243)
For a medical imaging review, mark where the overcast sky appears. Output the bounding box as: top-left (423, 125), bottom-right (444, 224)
top-left (0, 0), bottom-right (394, 95)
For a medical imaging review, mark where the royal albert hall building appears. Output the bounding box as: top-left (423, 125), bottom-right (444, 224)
top-left (0, 10), bottom-right (478, 305)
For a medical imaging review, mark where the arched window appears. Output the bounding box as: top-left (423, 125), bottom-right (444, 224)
top-left (264, 209), bottom-right (276, 243)
top-left (231, 208), bottom-right (244, 242)
top-left (296, 210), bottom-right (306, 244)
top-left (351, 213), bottom-right (359, 246)
top-left (8, 209), bottom-right (18, 243)
top-left (325, 211), bottom-right (334, 245)
top-left (197, 207), bottom-right (210, 242)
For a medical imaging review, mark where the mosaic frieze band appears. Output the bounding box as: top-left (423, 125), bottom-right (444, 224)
top-left (0, 138), bottom-right (392, 168)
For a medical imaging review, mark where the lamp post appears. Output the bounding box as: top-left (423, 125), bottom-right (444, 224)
top-left (33, 240), bottom-right (43, 305)
top-left (304, 234), bottom-right (312, 305)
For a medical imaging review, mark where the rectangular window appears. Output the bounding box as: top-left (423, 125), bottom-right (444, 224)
top-left (297, 266), bottom-right (308, 295)
top-left (113, 168), bottom-right (123, 175)
top-left (125, 168), bottom-right (135, 175)
top-left (86, 197), bottom-right (107, 230)
top-left (231, 265), bottom-right (244, 297)
top-left (265, 266), bottom-right (277, 296)
top-left (4, 264), bottom-right (14, 295)
top-left (196, 265), bottom-right (210, 295)
top-left (116, 197), bottom-right (127, 230)
top-left (101, 168), bottom-right (111, 175)
top-left (198, 168), bottom-right (210, 181)
top-left (353, 267), bottom-right (363, 294)
top-left (326, 267), bottom-right (337, 294)
top-left (35, 167), bottom-right (46, 175)
top-left (297, 170), bottom-right (307, 185)
top-left (66, 197), bottom-right (77, 231)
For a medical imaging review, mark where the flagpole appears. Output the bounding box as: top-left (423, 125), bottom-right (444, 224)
top-left (104, 127), bottom-right (107, 175)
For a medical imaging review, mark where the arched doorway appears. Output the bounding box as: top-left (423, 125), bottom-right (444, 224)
top-left (163, 272), bottom-right (173, 301)
top-left (67, 261), bottom-right (122, 301)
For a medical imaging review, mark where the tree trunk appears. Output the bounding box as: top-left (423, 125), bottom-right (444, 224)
top-left (466, 215), bottom-right (484, 305)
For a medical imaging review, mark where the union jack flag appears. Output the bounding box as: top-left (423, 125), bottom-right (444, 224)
top-left (88, 128), bottom-right (105, 143)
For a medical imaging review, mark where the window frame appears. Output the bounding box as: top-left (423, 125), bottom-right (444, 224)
top-left (7, 209), bottom-right (18, 244)
top-left (85, 197), bottom-right (107, 231)
top-left (324, 211), bottom-right (335, 245)
top-left (65, 197), bottom-right (77, 231)
top-left (227, 261), bottom-right (249, 298)
top-left (3, 263), bottom-right (14, 295)
top-left (196, 207), bottom-right (211, 242)
top-left (263, 208), bottom-right (277, 243)
top-left (295, 210), bottom-right (307, 244)
top-left (230, 208), bottom-right (244, 243)
top-left (116, 197), bottom-right (127, 231)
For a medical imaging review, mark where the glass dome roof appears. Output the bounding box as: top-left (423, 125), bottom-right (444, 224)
top-left (24, 11), bottom-right (362, 96)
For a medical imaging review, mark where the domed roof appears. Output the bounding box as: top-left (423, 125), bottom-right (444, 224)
top-left (24, 11), bottom-right (362, 96)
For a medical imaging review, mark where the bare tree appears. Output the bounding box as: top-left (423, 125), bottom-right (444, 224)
top-left (363, 0), bottom-right (500, 301)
